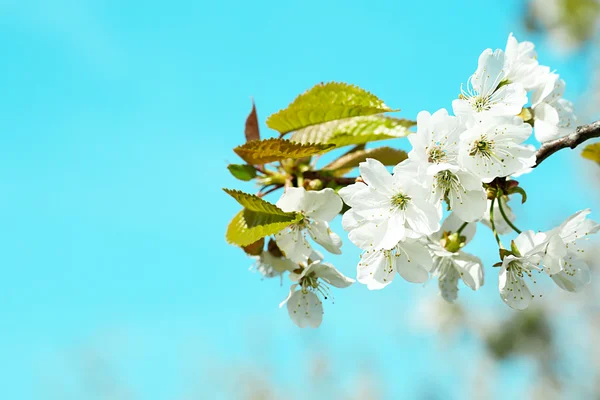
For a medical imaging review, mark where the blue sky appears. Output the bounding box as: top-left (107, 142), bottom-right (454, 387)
top-left (0, 0), bottom-right (597, 398)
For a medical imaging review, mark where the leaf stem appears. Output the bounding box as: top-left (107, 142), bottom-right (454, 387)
top-left (489, 197), bottom-right (503, 248)
top-left (497, 196), bottom-right (521, 234)
top-left (456, 222), bottom-right (468, 236)
top-left (257, 185), bottom-right (283, 198)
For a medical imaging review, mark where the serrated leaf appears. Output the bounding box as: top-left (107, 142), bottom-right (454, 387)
top-left (582, 143), bottom-right (600, 163)
top-left (224, 189), bottom-right (302, 246)
top-left (324, 147), bottom-right (407, 176)
top-left (223, 188), bottom-right (294, 215)
top-left (234, 138), bottom-right (335, 164)
top-left (290, 115), bottom-right (415, 147)
top-left (267, 82), bottom-right (396, 134)
top-left (226, 211), bottom-right (300, 247)
top-left (227, 164), bottom-right (257, 181)
top-left (245, 100), bottom-right (260, 142)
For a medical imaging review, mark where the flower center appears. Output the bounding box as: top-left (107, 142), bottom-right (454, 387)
top-left (436, 170), bottom-right (461, 193)
top-left (469, 136), bottom-right (495, 158)
top-left (427, 146), bottom-right (446, 163)
top-left (507, 259), bottom-right (540, 281)
top-left (471, 96), bottom-right (491, 112)
top-left (300, 272), bottom-right (331, 300)
top-left (391, 192), bottom-right (411, 210)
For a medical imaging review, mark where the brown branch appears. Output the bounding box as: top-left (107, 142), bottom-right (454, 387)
top-left (534, 120), bottom-right (600, 167)
top-left (303, 171), bottom-right (359, 186)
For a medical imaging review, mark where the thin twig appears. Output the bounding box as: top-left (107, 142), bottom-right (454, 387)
top-left (534, 120), bottom-right (600, 167)
top-left (257, 185), bottom-right (283, 198)
top-left (302, 171), bottom-right (359, 186)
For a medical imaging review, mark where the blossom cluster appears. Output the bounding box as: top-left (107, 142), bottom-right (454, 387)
top-left (250, 33), bottom-right (598, 328)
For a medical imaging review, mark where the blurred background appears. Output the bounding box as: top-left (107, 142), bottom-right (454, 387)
top-left (1, 0), bottom-right (600, 398)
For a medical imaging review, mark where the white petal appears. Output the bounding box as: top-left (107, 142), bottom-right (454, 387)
top-left (394, 241), bottom-right (432, 283)
top-left (357, 249), bottom-right (396, 290)
top-left (308, 221), bottom-right (342, 255)
top-left (472, 48), bottom-right (506, 96)
top-left (338, 182), bottom-right (368, 208)
top-left (498, 264), bottom-right (532, 310)
top-left (438, 260), bottom-right (460, 302)
top-left (260, 251), bottom-right (297, 274)
top-left (551, 255), bottom-right (591, 292)
top-left (435, 212), bottom-right (477, 244)
top-left (534, 102), bottom-right (561, 142)
top-left (452, 99), bottom-right (476, 122)
top-left (453, 252), bottom-right (484, 291)
top-left (309, 261), bottom-right (355, 288)
top-left (487, 83), bottom-right (528, 117)
top-left (279, 284), bottom-right (298, 308)
top-left (358, 158), bottom-right (394, 195)
top-left (276, 187), bottom-right (307, 213)
top-left (558, 209), bottom-right (600, 243)
top-left (449, 187), bottom-right (487, 223)
top-left (275, 226), bottom-right (312, 264)
top-left (405, 198), bottom-right (441, 237)
top-left (301, 188), bottom-right (343, 221)
top-left (287, 289), bottom-right (323, 328)
top-left (542, 234), bottom-right (567, 275)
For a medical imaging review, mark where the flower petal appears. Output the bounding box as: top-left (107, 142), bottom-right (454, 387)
top-left (308, 221), bottom-right (342, 255)
top-left (394, 241), bottom-right (432, 283)
top-left (358, 158), bottom-right (394, 195)
top-left (453, 252), bottom-right (484, 291)
top-left (551, 255), bottom-right (591, 293)
top-left (309, 261), bottom-right (355, 288)
top-left (498, 264), bottom-right (532, 310)
top-left (275, 226), bottom-right (312, 264)
top-left (301, 188), bottom-right (343, 221)
top-left (357, 249), bottom-right (395, 290)
top-left (286, 289), bottom-right (323, 328)
top-left (438, 260), bottom-right (460, 302)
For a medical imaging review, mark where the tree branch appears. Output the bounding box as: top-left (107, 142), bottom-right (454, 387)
top-left (534, 120), bottom-right (600, 167)
top-left (303, 171), bottom-right (359, 186)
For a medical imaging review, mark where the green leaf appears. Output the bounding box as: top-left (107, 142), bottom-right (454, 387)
top-left (227, 164), bottom-right (257, 181)
top-left (290, 115), bottom-right (415, 147)
top-left (323, 146), bottom-right (407, 176)
top-left (582, 143), bottom-right (600, 163)
top-left (245, 100), bottom-right (260, 142)
top-left (234, 138), bottom-right (335, 164)
top-left (266, 82), bottom-right (396, 134)
top-left (226, 211), bottom-right (300, 247)
top-left (224, 189), bottom-right (302, 246)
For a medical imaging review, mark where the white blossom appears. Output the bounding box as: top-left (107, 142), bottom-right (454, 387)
top-left (408, 109), bottom-right (487, 222)
top-left (275, 187), bottom-right (343, 264)
top-left (339, 158), bottom-right (441, 250)
top-left (428, 213), bottom-right (484, 302)
top-left (498, 230), bottom-right (547, 310)
top-left (453, 48), bottom-right (527, 121)
top-left (458, 116), bottom-right (536, 182)
top-left (356, 239), bottom-right (433, 290)
top-left (280, 256), bottom-right (354, 328)
top-left (251, 250), bottom-right (297, 279)
top-left (530, 69), bottom-right (577, 142)
top-left (541, 209), bottom-right (599, 290)
top-left (503, 33), bottom-right (542, 90)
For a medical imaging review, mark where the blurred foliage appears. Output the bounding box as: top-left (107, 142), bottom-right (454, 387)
top-left (582, 142), bottom-right (600, 162)
top-left (485, 308), bottom-right (553, 360)
top-left (527, 0), bottom-right (600, 49)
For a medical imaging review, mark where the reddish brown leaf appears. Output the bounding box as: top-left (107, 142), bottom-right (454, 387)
top-left (245, 100), bottom-right (260, 142)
